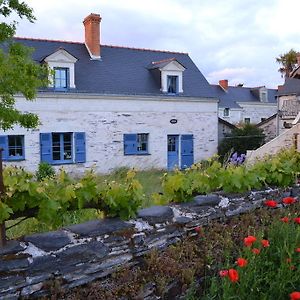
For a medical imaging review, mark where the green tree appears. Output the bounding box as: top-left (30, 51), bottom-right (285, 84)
top-left (276, 49), bottom-right (298, 78)
top-left (0, 0), bottom-right (49, 130)
top-left (218, 123), bottom-right (265, 161)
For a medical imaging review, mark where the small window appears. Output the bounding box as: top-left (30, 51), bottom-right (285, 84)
top-left (124, 133), bottom-right (149, 155)
top-left (244, 118), bottom-right (251, 124)
top-left (40, 132), bottom-right (86, 164)
top-left (54, 67), bottom-right (69, 90)
top-left (223, 108), bottom-right (230, 117)
top-left (0, 135), bottom-right (25, 161)
top-left (260, 91), bottom-right (268, 102)
top-left (167, 76), bottom-right (178, 94)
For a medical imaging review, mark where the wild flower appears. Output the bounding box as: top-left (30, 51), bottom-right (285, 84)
top-left (229, 152), bottom-right (246, 166)
top-left (261, 239), bottom-right (270, 248)
top-left (294, 217), bottom-right (300, 224)
top-left (252, 248), bottom-right (260, 255)
top-left (219, 270), bottom-right (229, 277)
top-left (283, 197), bottom-right (296, 205)
top-left (244, 235), bottom-right (257, 247)
top-left (264, 200), bottom-right (278, 208)
top-left (281, 217), bottom-right (289, 223)
top-left (236, 258), bottom-right (248, 267)
top-left (295, 248), bottom-right (300, 253)
top-left (228, 269), bottom-right (239, 282)
top-left (290, 291), bottom-right (300, 300)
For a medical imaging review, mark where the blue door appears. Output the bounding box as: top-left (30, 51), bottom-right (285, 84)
top-left (181, 135), bottom-right (194, 169)
top-left (167, 135), bottom-right (179, 170)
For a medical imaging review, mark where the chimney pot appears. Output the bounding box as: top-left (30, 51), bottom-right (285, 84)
top-left (83, 13), bottom-right (101, 60)
top-left (219, 79), bottom-right (228, 91)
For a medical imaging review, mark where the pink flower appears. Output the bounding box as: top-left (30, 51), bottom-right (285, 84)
top-left (219, 270), bottom-right (229, 277)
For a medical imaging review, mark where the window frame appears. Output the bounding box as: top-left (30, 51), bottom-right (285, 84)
top-left (51, 132), bottom-right (73, 164)
top-left (4, 135), bottom-right (25, 161)
top-left (223, 108), bottom-right (230, 117)
top-left (167, 75), bottom-right (178, 94)
top-left (124, 133), bottom-right (149, 155)
top-left (244, 118), bottom-right (251, 124)
top-left (53, 67), bottom-right (69, 91)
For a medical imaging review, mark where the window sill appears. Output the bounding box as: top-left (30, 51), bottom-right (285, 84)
top-left (124, 153), bottom-right (151, 156)
top-left (5, 158), bottom-right (25, 161)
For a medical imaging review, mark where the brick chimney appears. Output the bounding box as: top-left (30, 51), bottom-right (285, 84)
top-left (219, 79), bottom-right (228, 91)
top-left (278, 85), bottom-right (283, 91)
top-left (83, 13), bottom-right (101, 60)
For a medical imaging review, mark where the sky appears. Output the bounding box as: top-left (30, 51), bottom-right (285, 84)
top-left (11, 0), bottom-right (300, 89)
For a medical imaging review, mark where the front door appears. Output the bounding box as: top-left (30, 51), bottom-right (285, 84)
top-left (167, 135), bottom-right (179, 170)
top-left (181, 135), bottom-right (194, 169)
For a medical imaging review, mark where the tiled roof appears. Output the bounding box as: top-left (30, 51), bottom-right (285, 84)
top-left (13, 37), bottom-right (216, 99)
top-left (277, 77), bottom-right (300, 96)
top-left (211, 85), bottom-right (277, 109)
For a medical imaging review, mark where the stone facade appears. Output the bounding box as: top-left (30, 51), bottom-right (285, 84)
top-left (256, 114), bottom-right (277, 143)
top-left (0, 187), bottom-right (298, 299)
top-left (1, 94), bottom-right (218, 173)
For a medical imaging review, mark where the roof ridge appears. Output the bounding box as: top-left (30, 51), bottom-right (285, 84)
top-left (14, 36), bottom-right (188, 55)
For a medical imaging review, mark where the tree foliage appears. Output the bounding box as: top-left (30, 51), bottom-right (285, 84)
top-left (0, 0), bottom-right (49, 130)
top-left (218, 123), bottom-right (265, 160)
top-left (276, 49), bottom-right (298, 78)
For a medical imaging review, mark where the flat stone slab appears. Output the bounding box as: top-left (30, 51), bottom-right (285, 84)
top-left (194, 194), bottom-right (221, 206)
top-left (0, 240), bottom-right (25, 256)
top-left (66, 218), bottom-right (133, 237)
top-left (24, 231), bottom-right (71, 252)
top-left (175, 216), bottom-right (193, 225)
top-left (0, 258), bottom-right (29, 273)
top-left (138, 206), bottom-right (174, 225)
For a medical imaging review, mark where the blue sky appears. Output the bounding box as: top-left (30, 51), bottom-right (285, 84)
top-left (13, 0), bottom-right (300, 88)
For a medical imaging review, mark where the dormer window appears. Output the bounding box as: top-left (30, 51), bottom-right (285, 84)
top-left (260, 90), bottom-right (268, 102)
top-left (54, 67), bottom-right (69, 90)
top-left (148, 58), bottom-right (185, 95)
top-left (43, 48), bottom-right (77, 90)
top-left (167, 75), bottom-right (178, 94)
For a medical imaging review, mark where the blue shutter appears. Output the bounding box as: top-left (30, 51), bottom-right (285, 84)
top-left (40, 133), bottom-right (52, 163)
top-left (66, 68), bottom-right (70, 89)
top-left (181, 135), bottom-right (194, 169)
top-left (124, 134), bottom-right (137, 155)
top-left (0, 136), bottom-right (8, 160)
top-left (75, 132), bottom-right (86, 163)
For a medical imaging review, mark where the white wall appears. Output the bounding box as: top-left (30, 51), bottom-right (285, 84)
top-left (1, 93), bottom-right (218, 173)
top-left (218, 108), bottom-right (242, 124)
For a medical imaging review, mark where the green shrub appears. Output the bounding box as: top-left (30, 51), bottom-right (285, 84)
top-left (36, 162), bottom-right (55, 181)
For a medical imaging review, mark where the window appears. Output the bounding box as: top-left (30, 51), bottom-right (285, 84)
top-left (261, 118), bottom-right (266, 122)
top-left (0, 135), bottom-right (25, 161)
top-left (54, 67), bottom-right (69, 90)
top-left (260, 91), bottom-right (268, 102)
top-left (244, 118), bottom-right (251, 124)
top-left (223, 108), bottom-right (230, 117)
top-left (124, 133), bottom-right (149, 155)
top-left (167, 76), bottom-right (178, 94)
top-left (40, 132), bottom-right (86, 164)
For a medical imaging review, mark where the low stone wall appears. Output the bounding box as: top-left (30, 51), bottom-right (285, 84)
top-left (0, 187), bottom-right (299, 299)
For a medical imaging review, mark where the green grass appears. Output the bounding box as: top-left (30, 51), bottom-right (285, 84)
top-left (6, 168), bottom-right (164, 239)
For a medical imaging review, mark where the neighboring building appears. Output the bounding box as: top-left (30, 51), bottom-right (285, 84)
top-left (218, 117), bottom-right (236, 144)
top-left (0, 13), bottom-right (219, 173)
top-left (211, 80), bottom-right (277, 125)
top-left (256, 113), bottom-right (277, 142)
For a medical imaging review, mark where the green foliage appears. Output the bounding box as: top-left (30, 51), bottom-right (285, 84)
top-left (35, 162), bottom-right (55, 181)
top-left (161, 149), bottom-right (300, 202)
top-left (0, 0), bottom-right (49, 130)
top-left (205, 215), bottom-right (300, 299)
top-left (218, 123), bottom-right (265, 161)
top-left (276, 48), bottom-right (298, 78)
top-left (1, 167), bottom-right (144, 224)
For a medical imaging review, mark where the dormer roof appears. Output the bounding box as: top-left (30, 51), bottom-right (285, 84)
top-left (42, 47), bottom-right (78, 63)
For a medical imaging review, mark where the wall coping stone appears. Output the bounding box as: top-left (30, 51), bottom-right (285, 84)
top-left (137, 205), bottom-right (174, 225)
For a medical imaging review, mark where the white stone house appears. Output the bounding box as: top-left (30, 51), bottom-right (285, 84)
top-left (211, 80), bottom-right (277, 125)
top-left (0, 13), bottom-right (219, 173)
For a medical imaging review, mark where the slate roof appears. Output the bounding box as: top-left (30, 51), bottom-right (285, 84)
top-left (210, 84), bottom-right (277, 109)
top-left (277, 77), bottom-right (300, 96)
top-left (13, 37), bottom-right (216, 99)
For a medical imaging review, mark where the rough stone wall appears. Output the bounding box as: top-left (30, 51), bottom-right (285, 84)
top-left (0, 187), bottom-right (298, 299)
top-left (240, 104), bottom-right (277, 124)
top-left (1, 94), bottom-right (218, 173)
top-left (247, 123), bottom-right (300, 163)
top-left (257, 117), bottom-right (277, 142)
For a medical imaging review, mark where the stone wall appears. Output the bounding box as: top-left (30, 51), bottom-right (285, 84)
top-left (0, 187), bottom-right (298, 299)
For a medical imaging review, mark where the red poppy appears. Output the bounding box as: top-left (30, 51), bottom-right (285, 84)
top-left (195, 226), bottom-right (202, 233)
top-left (286, 258), bottom-right (292, 264)
top-left (281, 217), bottom-right (289, 223)
top-left (219, 270), bottom-right (228, 277)
top-left (264, 200), bottom-right (278, 208)
top-left (290, 291), bottom-right (300, 300)
top-left (228, 269), bottom-right (239, 282)
top-left (283, 197), bottom-right (296, 204)
top-left (236, 258), bottom-right (248, 267)
top-left (295, 248), bottom-right (300, 253)
top-left (252, 248), bottom-right (260, 255)
top-left (261, 239), bottom-right (270, 248)
top-left (294, 218), bottom-right (300, 224)
top-left (244, 235), bottom-right (257, 247)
